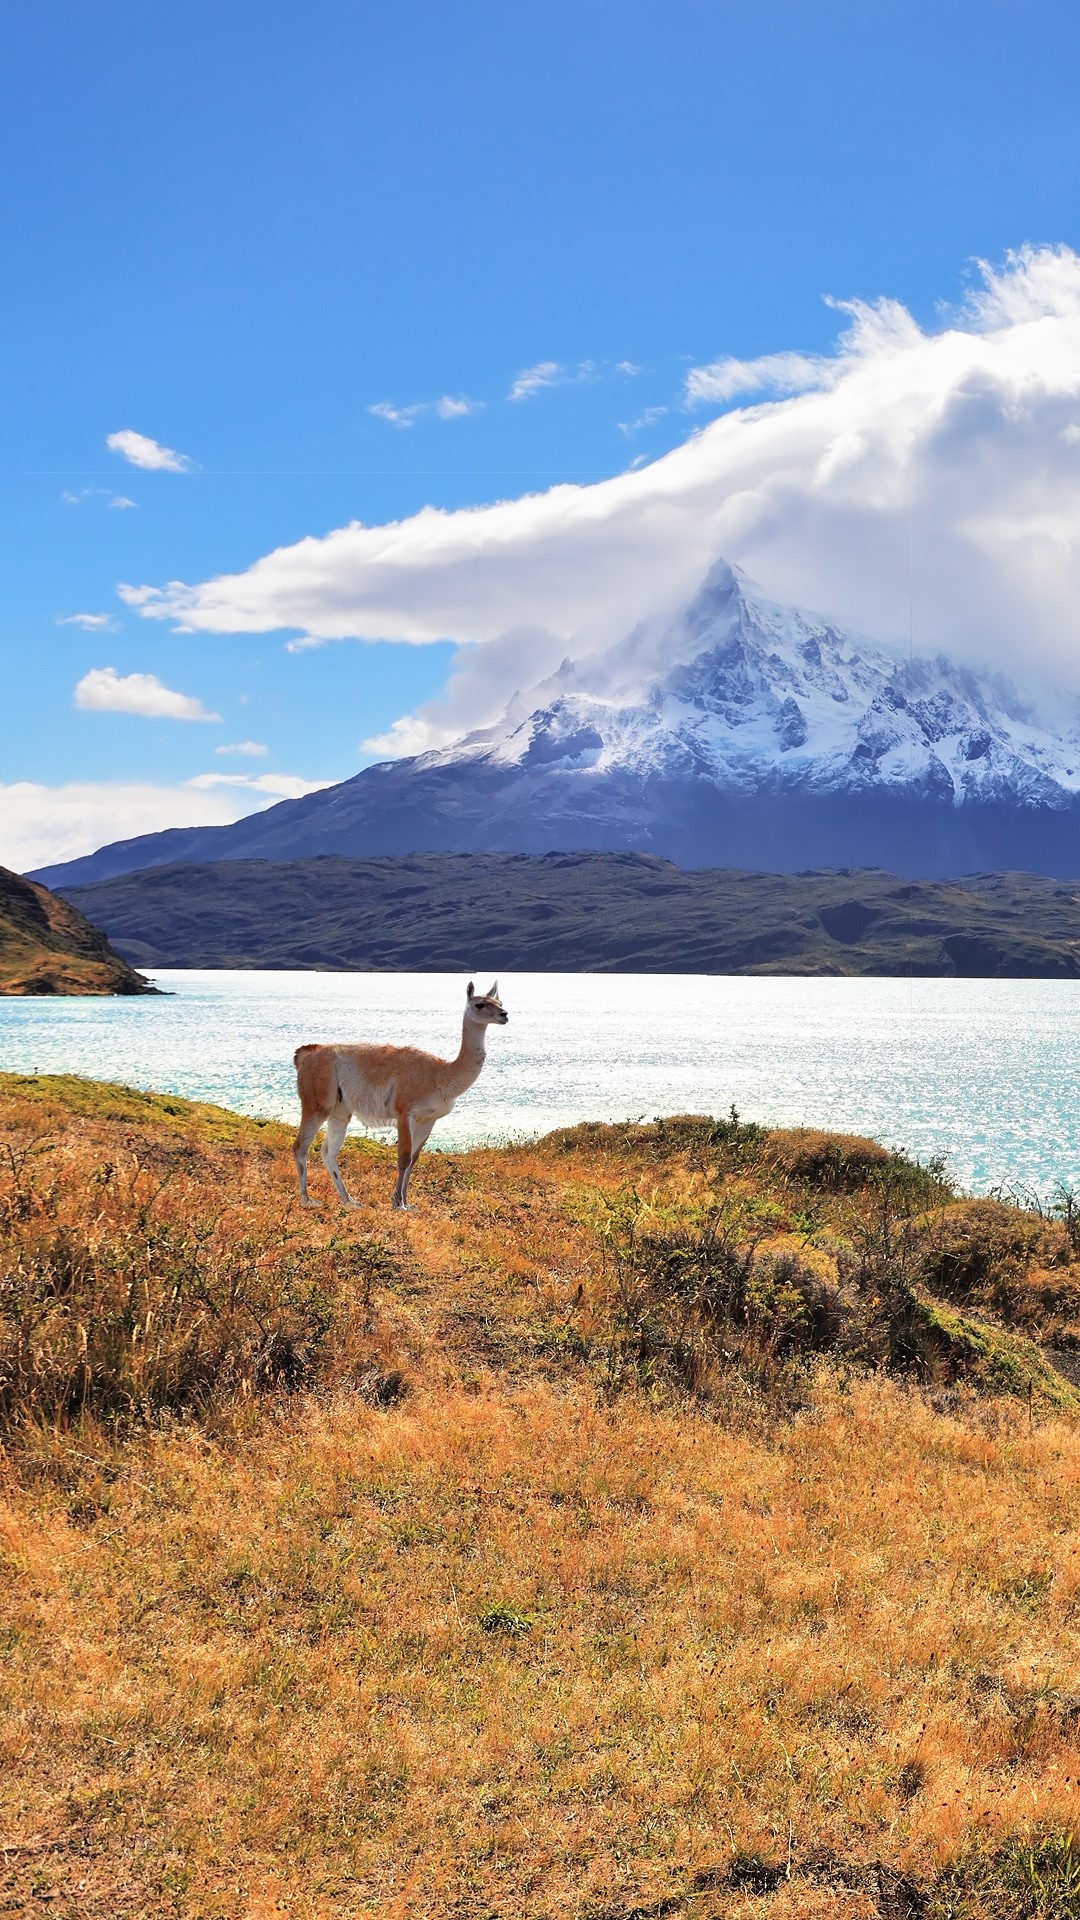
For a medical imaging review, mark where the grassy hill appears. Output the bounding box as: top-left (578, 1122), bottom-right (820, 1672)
top-left (0, 864), bottom-right (152, 995)
top-left (3, 1072), bottom-right (1080, 1915)
top-left (62, 851), bottom-right (1080, 976)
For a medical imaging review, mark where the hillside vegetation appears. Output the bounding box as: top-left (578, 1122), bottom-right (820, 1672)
top-left (4, 1074), bottom-right (1080, 1916)
top-left (62, 852), bottom-right (1080, 976)
top-left (0, 865), bottom-right (151, 995)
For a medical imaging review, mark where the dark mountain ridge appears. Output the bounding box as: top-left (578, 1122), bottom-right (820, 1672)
top-left (60, 853), bottom-right (1080, 978)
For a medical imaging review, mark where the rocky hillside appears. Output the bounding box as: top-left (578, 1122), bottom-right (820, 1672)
top-left (61, 851), bottom-right (1080, 976)
top-left (0, 864), bottom-right (152, 995)
top-left (33, 562), bottom-right (1080, 887)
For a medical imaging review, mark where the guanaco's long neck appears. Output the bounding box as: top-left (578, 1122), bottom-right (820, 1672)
top-left (451, 1015), bottom-right (487, 1092)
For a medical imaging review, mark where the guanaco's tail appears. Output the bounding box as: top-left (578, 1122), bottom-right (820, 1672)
top-left (293, 1043), bottom-right (320, 1069)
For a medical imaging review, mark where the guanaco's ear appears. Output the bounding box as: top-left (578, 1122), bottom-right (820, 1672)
top-left (488, 981), bottom-right (498, 997)
top-left (467, 981), bottom-right (475, 1000)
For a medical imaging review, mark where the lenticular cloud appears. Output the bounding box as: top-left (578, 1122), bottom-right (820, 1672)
top-left (124, 247), bottom-right (1080, 727)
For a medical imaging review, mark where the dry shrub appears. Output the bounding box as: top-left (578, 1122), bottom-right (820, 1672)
top-left (0, 1134), bottom-right (403, 1433)
top-left (597, 1190), bottom-right (849, 1402)
top-left (545, 1107), bottom-right (769, 1169)
top-left (594, 1160), bottom-right (1075, 1411)
top-left (914, 1199), bottom-right (1080, 1342)
top-left (769, 1126), bottom-right (897, 1190)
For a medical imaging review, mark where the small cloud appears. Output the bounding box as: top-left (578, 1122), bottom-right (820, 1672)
top-left (186, 771), bottom-right (330, 798)
top-left (509, 360), bottom-right (565, 401)
top-left (57, 612), bottom-right (114, 631)
top-left (684, 349), bottom-right (831, 407)
top-left (283, 633), bottom-right (326, 653)
top-left (117, 584), bottom-right (163, 609)
top-left (361, 713), bottom-right (441, 759)
top-left (106, 428), bottom-right (191, 472)
top-left (215, 740), bottom-right (268, 756)
top-left (616, 361), bottom-right (642, 377)
top-left (74, 666), bottom-right (220, 722)
top-left (617, 406), bottom-right (669, 435)
top-left (508, 358), bottom-right (603, 401)
top-left (61, 485), bottom-right (138, 509)
top-left (370, 395), bottom-right (483, 426)
top-left (435, 395), bottom-right (483, 419)
top-left (369, 401), bottom-right (424, 428)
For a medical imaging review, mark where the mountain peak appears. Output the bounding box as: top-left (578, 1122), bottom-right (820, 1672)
top-left (412, 558), bottom-right (1080, 815)
top-left (31, 558), bottom-right (1080, 889)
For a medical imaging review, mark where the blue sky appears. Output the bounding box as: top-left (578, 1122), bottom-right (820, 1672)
top-left (6, 0), bottom-right (1080, 869)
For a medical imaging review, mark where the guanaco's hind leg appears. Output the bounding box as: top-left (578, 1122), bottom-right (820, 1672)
top-left (294, 1109), bottom-right (329, 1207)
top-left (321, 1110), bottom-right (359, 1209)
top-left (394, 1116), bottom-right (435, 1210)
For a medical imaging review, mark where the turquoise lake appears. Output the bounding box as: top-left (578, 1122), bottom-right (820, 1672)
top-left (2, 969), bottom-right (1078, 1196)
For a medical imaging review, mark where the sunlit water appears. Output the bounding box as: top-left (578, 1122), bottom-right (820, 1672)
top-left (2, 970), bottom-right (1080, 1196)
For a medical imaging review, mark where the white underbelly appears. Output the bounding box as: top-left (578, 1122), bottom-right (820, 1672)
top-left (335, 1058), bottom-right (397, 1128)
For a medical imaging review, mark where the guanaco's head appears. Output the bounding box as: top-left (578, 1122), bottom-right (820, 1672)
top-left (466, 980), bottom-right (509, 1026)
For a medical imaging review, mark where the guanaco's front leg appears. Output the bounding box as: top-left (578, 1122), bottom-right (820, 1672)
top-left (391, 1115), bottom-right (413, 1209)
top-left (399, 1117), bottom-right (435, 1209)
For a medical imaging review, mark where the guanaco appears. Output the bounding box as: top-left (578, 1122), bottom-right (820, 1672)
top-left (292, 981), bottom-right (509, 1211)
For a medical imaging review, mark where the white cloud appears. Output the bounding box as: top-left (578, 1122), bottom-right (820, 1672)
top-left (370, 395), bottom-right (482, 427)
top-left (106, 429), bottom-right (191, 472)
top-left (509, 360), bottom-right (565, 400)
top-left (361, 625), bottom-right (568, 758)
top-left (62, 486), bottom-right (138, 510)
top-left (507, 359), bottom-right (599, 401)
top-left (616, 361), bottom-right (643, 377)
top-left (186, 772), bottom-right (328, 798)
top-left (123, 246), bottom-right (1080, 755)
top-left (435, 395), bottom-right (483, 419)
top-left (369, 402), bottom-right (424, 429)
top-left (617, 405), bottom-right (669, 435)
top-left (74, 666), bottom-right (220, 722)
top-left (360, 714), bottom-right (440, 760)
top-left (57, 612), bottom-right (114, 630)
top-left (215, 739), bottom-right (268, 756)
top-left (0, 779), bottom-right (307, 876)
top-left (684, 348), bottom-right (833, 405)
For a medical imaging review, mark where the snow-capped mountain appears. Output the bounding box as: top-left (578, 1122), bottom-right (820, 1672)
top-left (33, 562), bottom-right (1080, 887)
top-left (435, 561), bottom-right (1080, 808)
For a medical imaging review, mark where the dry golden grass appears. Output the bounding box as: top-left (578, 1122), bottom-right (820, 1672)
top-left (3, 1075), bottom-right (1080, 1917)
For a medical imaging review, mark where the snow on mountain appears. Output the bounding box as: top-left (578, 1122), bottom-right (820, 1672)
top-left (425, 561), bottom-right (1080, 808)
top-left (31, 560), bottom-right (1080, 888)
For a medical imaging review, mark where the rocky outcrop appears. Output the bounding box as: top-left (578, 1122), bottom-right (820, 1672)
top-left (0, 866), bottom-right (154, 995)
